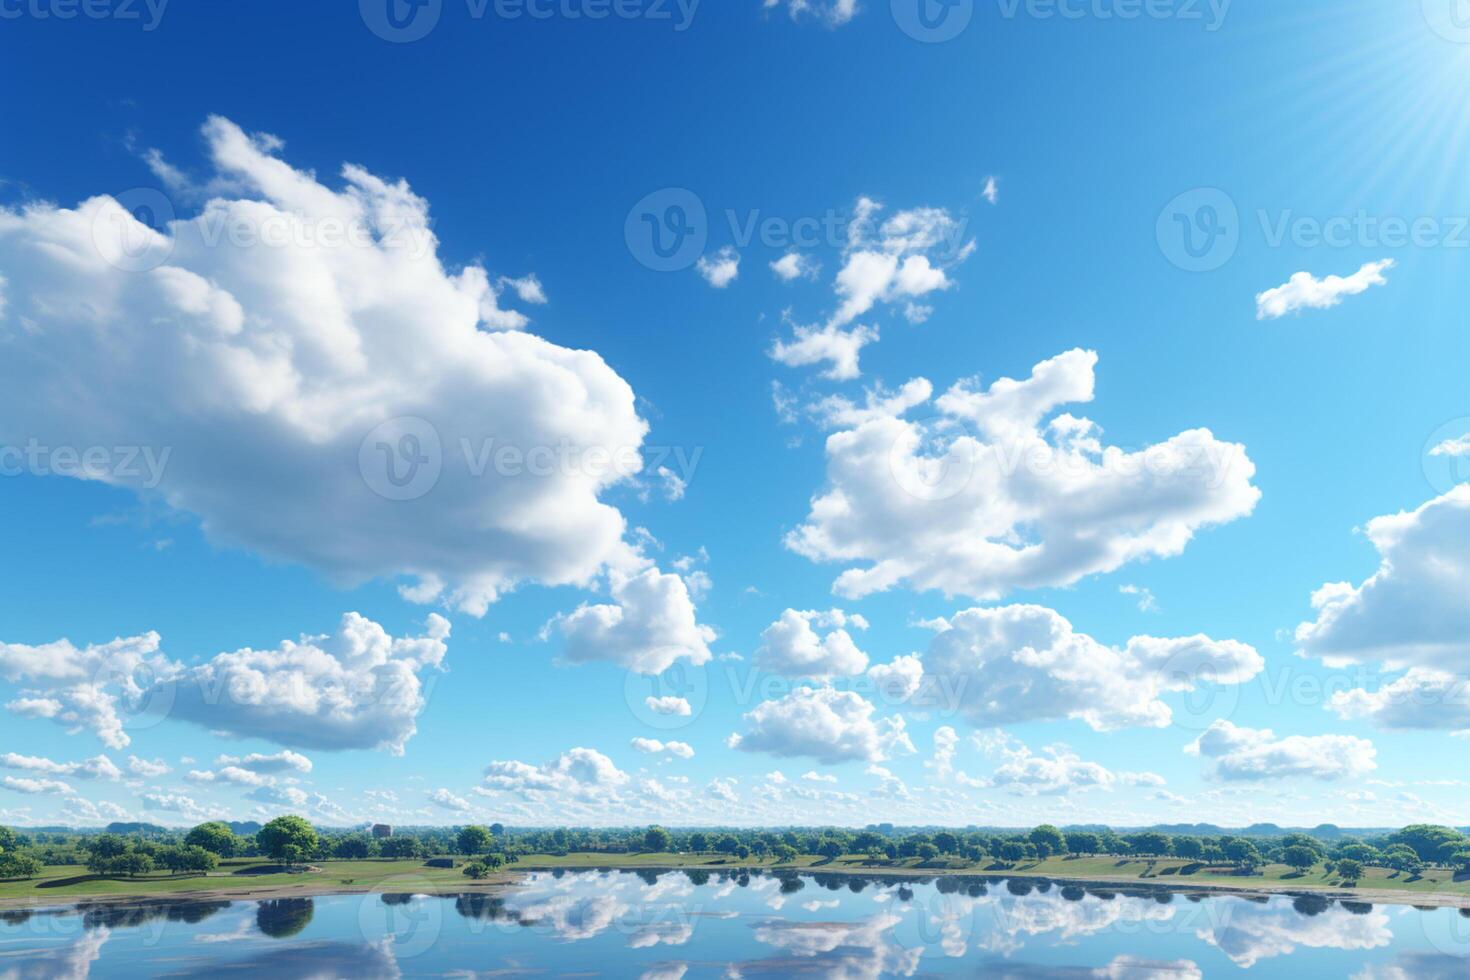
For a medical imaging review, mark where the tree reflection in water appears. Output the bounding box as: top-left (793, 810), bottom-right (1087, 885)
top-left (256, 897), bottom-right (314, 939)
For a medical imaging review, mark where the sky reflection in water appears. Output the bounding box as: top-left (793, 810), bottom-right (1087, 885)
top-left (3, 869), bottom-right (1470, 978)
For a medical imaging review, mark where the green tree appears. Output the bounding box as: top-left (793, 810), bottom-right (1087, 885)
top-left (1383, 844), bottom-right (1423, 874)
top-left (715, 834), bottom-right (740, 855)
top-left (109, 852), bottom-right (155, 877)
top-left (158, 845), bottom-right (217, 874)
top-left (643, 826), bottom-right (672, 852)
top-left (1336, 859), bottom-right (1364, 883)
top-left (689, 832), bottom-right (709, 852)
top-left (184, 822), bottom-right (240, 857)
top-left (1029, 825), bottom-right (1066, 858)
top-left (1126, 832), bottom-right (1173, 857)
top-left (933, 832), bottom-right (960, 855)
top-left (999, 841), bottom-right (1027, 864)
top-left (456, 825), bottom-right (493, 856)
top-left (1223, 838), bottom-right (1262, 869)
top-left (257, 816), bottom-right (318, 866)
top-left (1282, 845), bottom-right (1319, 873)
top-left (379, 836), bottom-right (422, 859)
top-left (916, 842), bottom-right (940, 861)
top-left (463, 861), bottom-right (490, 879)
top-left (1065, 832), bottom-right (1100, 856)
top-left (1336, 843), bottom-right (1381, 865)
top-left (85, 835), bottom-right (130, 874)
top-left (0, 852), bottom-right (42, 879)
top-left (1173, 837), bottom-right (1205, 861)
top-left (772, 844), bottom-right (798, 864)
top-left (333, 834), bottom-right (375, 859)
top-left (817, 839), bottom-right (843, 860)
top-left (1391, 825), bottom-right (1466, 863)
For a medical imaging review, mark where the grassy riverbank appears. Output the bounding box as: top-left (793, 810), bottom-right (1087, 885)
top-left (4, 851), bottom-right (1468, 909)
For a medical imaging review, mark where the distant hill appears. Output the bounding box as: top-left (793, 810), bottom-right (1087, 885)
top-left (103, 822), bottom-right (170, 836)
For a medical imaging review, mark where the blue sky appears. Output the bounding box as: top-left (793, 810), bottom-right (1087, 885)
top-left (2, 0), bottom-right (1470, 829)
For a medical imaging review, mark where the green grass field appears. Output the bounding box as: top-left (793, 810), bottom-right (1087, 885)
top-left (0, 858), bottom-right (493, 905)
top-left (4, 852), bottom-right (1466, 906)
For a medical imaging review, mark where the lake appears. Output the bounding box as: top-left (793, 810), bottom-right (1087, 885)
top-left (3, 869), bottom-right (1470, 977)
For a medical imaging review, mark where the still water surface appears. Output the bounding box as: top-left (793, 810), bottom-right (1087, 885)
top-left (3, 869), bottom-right (1470, 977)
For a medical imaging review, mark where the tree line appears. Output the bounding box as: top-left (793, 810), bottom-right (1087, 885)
top-left (5, 819), bottom-right (1470, 882)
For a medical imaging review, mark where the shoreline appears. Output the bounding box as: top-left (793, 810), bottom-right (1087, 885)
top-left (0, 873), bottom-right (525, 914)
top-left (512, 862), bottom-right (1470, 911)
top-left (5, 862), bottom-right (1469, 913)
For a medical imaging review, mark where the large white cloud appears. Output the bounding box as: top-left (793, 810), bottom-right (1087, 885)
top-left (0, 116), bottom-right (649, 617)
top-left (551, 567), bottom-right (715, 674)
top-left (1327, 669), bottom-right (1470, 731)
top-left (1186, 720), bottom-right (1376, 782)
top-left (728, 686), bottom-right (915, 763)
top-left (787, 349), bottom-right (1260, 599)
top-left (1255, 259), bottom-right (1393, 320)
top-left (755, 608), bottom-right (869, 678)
top-left (158, 612), bottom-right (449, 754)
top-left (1297, 486), bottom-right (1470, 670)
top-left (921, 605), bottom-right (1263, 731)
top-left (215, 750), bottom-right (313, 774)
top-left (975, 733), bottom-right (1162, 796)
top-left (0, 632), bottom-right (170, 749)
top-left (0, 752), bottom-right (121, 781)
top-left (482, 747), bottom-right (630, 797)
top-left (1296, 487), bottom-right (1470, 729)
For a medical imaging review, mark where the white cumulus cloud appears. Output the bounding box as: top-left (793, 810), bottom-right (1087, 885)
top-left (1255, 259), bottom-right (1393, 319)
top-left (728, 686), bottom-right (915, 764)
top-left (786, 349), bottom-right (1260, 600)
top-left (1186, 720), bottom-right (1376, 782)
top-left (921, 605), bottom-right (1262, 731)
top-left (756, 608), bottom-right (869, 678)
top-left (159, 612), bottom-right (449, 754)
top-left (0, 116), bottom-right (650, 618)
top-left (696, 246), bottom-right (740, 288)
top-left (551, 567), bottom-right (715, 675)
